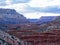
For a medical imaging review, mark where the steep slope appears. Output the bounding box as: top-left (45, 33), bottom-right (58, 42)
top-left (0, 8), bottom-right (29, 24)
top-left (0, 30), bottom-right (23, 45)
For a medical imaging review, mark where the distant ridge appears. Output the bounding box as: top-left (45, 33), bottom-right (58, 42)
top-left (37, 16), bottom-right (57, 24)
top-left (28, 19), bottom-right (38, 23)
top-left (0, 8), bottom-right (29, 24)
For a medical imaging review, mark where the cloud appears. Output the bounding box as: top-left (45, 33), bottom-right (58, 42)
top-left (0, 0), bottom-right (30, 6)
top-left (21, 6), bottom-right (60, 14)
top-left (28, 0), bottom-right (60, 7)
top-left (0, 0), bottom-right (60, 19)
top-left (0, 0), bottom-right (30, 13)
top-left (1, 0), bottom-right (60, 14)
top-left (6, 0), bottom-right (12, 5)
top-left (0, 0), bottom-right (13, 6)
top-left (5, 0), bottom-right (30, 5)
top-left (12, 0), bottom-right (30, 3)
top-left (23, 12), bottom-right (42, 19)
top-left (20, 5), bottom-right (60, 19)
top-left (23, 12), bottom-right (60, 19)
top-left (40, 6), bottom-right (60, 13)
top-left (0, 3), bottom-right (6, 6)
top-left (0, 3), bottom-right (29, 13)
top-left (0, 0), bottom-right (7, 6)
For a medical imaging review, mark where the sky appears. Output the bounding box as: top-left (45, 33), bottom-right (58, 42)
top-left (0, 0), bottom-right (60, 19)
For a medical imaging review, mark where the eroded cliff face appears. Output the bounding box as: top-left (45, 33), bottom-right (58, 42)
top-left (53, 16), bottom-right (60, 22)
top-left (0, 30), bottom-right (23, 45)
top-left (38, 16), bottom-right (60, 32)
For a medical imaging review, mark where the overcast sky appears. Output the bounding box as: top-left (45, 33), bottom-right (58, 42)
top-left (0, 0), bottom-right (60, 19)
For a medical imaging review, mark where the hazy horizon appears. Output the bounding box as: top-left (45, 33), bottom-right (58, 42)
top-left (0, 0), bottom-right (60, 19)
